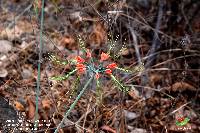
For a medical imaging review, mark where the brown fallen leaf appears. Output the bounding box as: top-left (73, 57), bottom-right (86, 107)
top-left (127, 85), bottom-right (141, 99)
top-left (0, 68), bottom-right (8, 78)
top-left (101, 125), bottom-right (116, 133)
top-left (60, 35), bottom-right (76, 50)
top-left (128, 89), bottom-right (140, 99)
top-left (42, 99), bottom-right (52, 109)
top-left (89, 22), bottom-right (107, 47)
top-left (27, 97), bottom-right (35, 120)
top-left (171, 82), bottom-right (196, 91)
top-left (14, 101), bottom-right (25, 111)
top-left (149, 74), bottom-right (163, 87)
top-left (0, 40), bottom-right (12, 53)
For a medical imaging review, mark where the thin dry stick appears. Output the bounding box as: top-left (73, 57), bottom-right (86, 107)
top-left (152, 54), bottom-right (200, 68)
top-left (170, 102), bottom-right (191, 115)
top-left (145, 0), bottom-right (164, 68)
top-left (143, 48), bottom-right (200, 61)
top-left (120, 13), bottom-right (174, 41)
top-left (127, 25), bottom-right (142, 63)
top-left (82, 101), bottom-right (92, 129)
top-left (86, 0), bottom-right (108, 23)
top-left (7, 3), bottom-right (32, 29)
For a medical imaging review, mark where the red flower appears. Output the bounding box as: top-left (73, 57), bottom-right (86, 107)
top-left (76, 64), bottom-right (86, 74)
top-left (95, 73), bottom-right (100, 79)
top-left (106, 63), bottom-right (117, 69)
top-left (177, 117), bottom-right (185, 122)
top-left (86, 49), bottom-right (92, 58)
top-left (76, 56), bottom-right (85, 63)
top-left (76, 63), bottom-right (85, 68)
top-left (77, 68), bottom-right (86, 74)
top-left (100, 52), bottom-right (109, 61)
top-left (105, 69), bottom-right (112, 75)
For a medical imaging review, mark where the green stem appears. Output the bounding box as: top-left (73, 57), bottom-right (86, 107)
top-left (116, 67), bottom-right (132, 73)
top-left (111, 74), bottom-right (128, 92)
top-left (54, 74), bottom-right (94, 133)
top-left (34, 0), bottom-right (39, 19)
top-left (50, 69), bottom-right (77, 81)
top-left (96, 79), bottom-right (102, 105)
top-left (111, 75), bottom-right (125, 91)
top-left (34, 0), bottom-right (45, 129)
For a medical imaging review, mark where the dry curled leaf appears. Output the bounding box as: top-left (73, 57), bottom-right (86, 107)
top-left (42, 99), bottom-right (52, 109)
top-left (1, 27), bottom-right (23, 40)
top-left (89, 22), bottom-right (107, 46)
top-left (149, 74), bottom-right (163, 87)
top-left (128, 86), bottom-right (140, 99)
top-left (128, 90), bottom-right (136, 99)
top-left (27, 97), bottom-right (35, 120)
top-left (0, 40), bottom-right (12, 53)
top-left (172, 82), bottom-right (196, 91)
top-left (0, 68), bottom-right (8, 78)
top-left (60, 35), bottom-right (76, 49)
top-left (101, 125), bottom-right (116, 133)
top-left (14, 101), bottom-right (25, 111)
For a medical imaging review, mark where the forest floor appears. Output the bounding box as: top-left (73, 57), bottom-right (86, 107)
top-left (0, 0), bottom-right (199, 133)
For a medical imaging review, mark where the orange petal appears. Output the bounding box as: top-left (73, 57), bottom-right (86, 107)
top-left (95, 73), bottom-right (100, 79)
top-left (105, 69), bottom-right (112, 75)
top-left (76, 56), bottom-right (85, 63)
top-left (106, 63), bottom-right (117, 69)
top-left (77, 67), bottom-right (86, 74)
top-left (100, 52), bottom-right (109, 61)
top-left (76, 63), bottom-right (85, 68)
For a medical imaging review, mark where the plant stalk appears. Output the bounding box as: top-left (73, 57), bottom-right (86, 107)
top-left (34, 0), bottom-right (45, 129)
top-left (54, 74), bottom-right (94, 133)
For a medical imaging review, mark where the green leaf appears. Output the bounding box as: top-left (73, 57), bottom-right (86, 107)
top-left (96, 79), bottom-right (103, 105)
top-left (116, 63), bottom-right (145, 73)
top-left (48, 54), bottom-right (68, 66)
top-left (50, 76), bottom-right (66, 81)
top-left (49, 69), bottom-right (77, 81)
top-left (116, 67), bottom-right (132, 73)
top-left (70, 76), bottom-right (80, 97)
top-left (77, 35), bottom-right (86, 52)
top-left (111, 75), bottom-right (129, 92)
top-left (176, 118), bottom-right (190, 126)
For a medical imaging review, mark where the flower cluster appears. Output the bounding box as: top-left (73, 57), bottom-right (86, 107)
top-left (49, 36), bottom-right (145, 133)
top-left (49, 36), bottom-right (144, 92)
top-left (49, 48), bottom-right (137, 92)
top-left (74, 50), bottom-right (118, 80)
